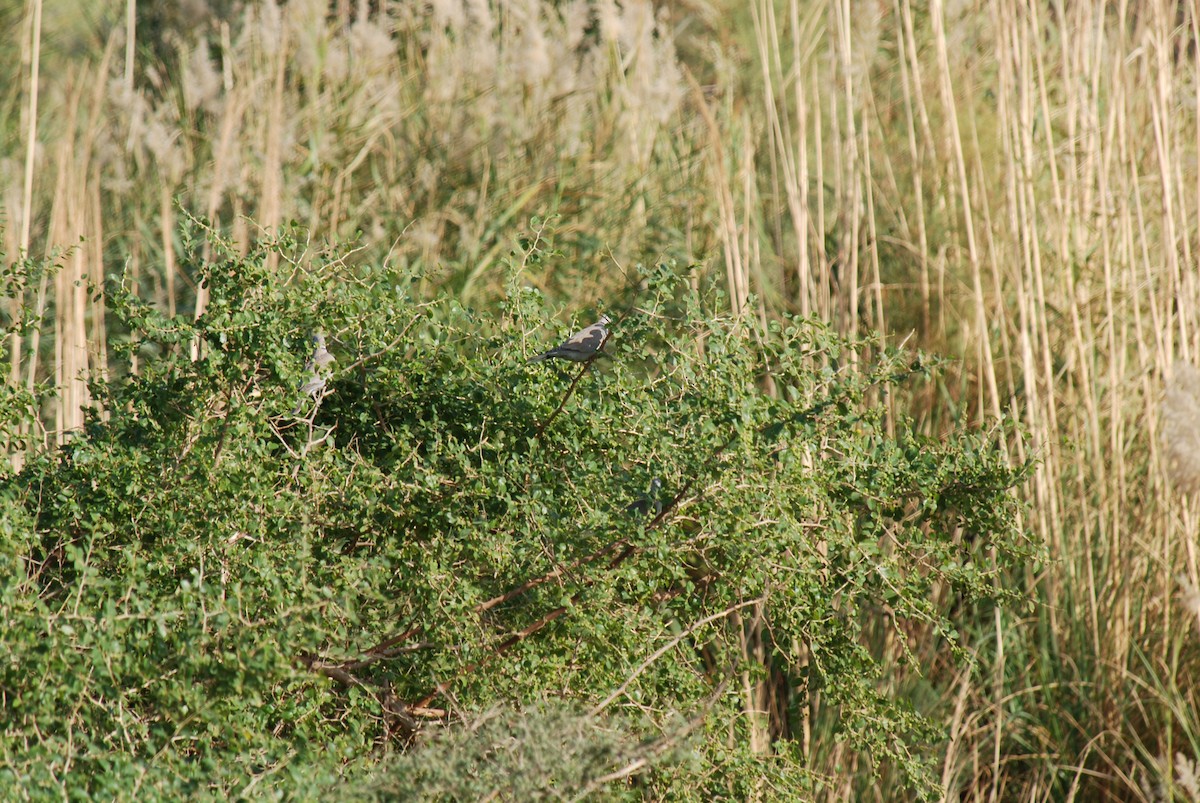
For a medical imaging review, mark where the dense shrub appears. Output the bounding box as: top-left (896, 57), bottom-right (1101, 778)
top-left (0, 223), bottom-right (1030, 799)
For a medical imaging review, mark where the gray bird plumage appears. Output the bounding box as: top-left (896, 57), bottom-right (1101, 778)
top-left (528, 314), bottom-right (612, 363)
top-left (294, 333), bottom-right (336, 414)
top-left (305, 334), bottom-right (336, 372)
top-left (297, 374), bottom-right (328, 397)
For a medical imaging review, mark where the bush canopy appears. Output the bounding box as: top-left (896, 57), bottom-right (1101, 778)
top-left (0, 222), bottom-right (1031, 800)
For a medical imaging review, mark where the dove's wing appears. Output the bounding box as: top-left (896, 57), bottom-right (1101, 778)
top-left (298, 375), bottom-right (327, 396)
top-left (554, 322), bottom-right (607, 355)
top-left (529, 317), bottom-right (610, 362)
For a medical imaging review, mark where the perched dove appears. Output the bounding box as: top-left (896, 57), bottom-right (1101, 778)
top-left (625, 478), bottom-right (664, 518)
top-left (528, 314), bottom-right (611, 363)
top-left (305, 334), bottom-right (336, 373)
top-left (293, 333), bottom-right (336, 414)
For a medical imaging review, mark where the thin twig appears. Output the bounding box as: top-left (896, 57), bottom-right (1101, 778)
top-left (479, 441), bottom-right (708, 615)
top-left (338, 311), bottom-right (427, 375)
top-left (476, 537), bottom-right (630, 614)
top-left (416, 604), bottom-right (572, 709)
top-left (300, 653), bottom-right (420, 732)
top-left (577, 759), bottom-right (649, 791)
top-left (589, 597), bottom-right (763, 716)
top-left (533, 364), bottom-right (589, 439)
top-left (356, 625), bottom-right (423, 661)
top-left (566, 678), bottom-right (731, 803)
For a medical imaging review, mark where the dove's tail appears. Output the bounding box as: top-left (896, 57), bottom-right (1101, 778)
top-left (526, 353), bottom-right (549, 363)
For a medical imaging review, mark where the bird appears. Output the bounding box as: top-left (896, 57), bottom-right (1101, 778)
top-left (293, 333), bottom-right (336, 414)
top-left (305, 333), bottom-right (336, 373)
top-left (297, 373), bottom-right (327, 399)
top-left (625, 477), bottom-right (664, 518)
top-left (527, 314), bottom-right (611, 363)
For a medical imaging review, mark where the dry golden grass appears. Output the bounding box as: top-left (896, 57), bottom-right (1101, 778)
top-left (4, 0), bottom-right (1200, 798)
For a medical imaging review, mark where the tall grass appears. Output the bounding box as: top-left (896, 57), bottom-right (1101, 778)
top-left (742, 1), bottom-right (1200, 797)
top-left (3, 0), bottom-right (1200, 798)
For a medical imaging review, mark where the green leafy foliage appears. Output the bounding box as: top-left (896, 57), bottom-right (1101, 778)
top-left (0, 223), bottom-right (1032, 799)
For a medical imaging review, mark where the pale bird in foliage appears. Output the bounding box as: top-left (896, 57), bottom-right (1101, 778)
top-left (294, 333), bottom-right (336, 414)
top-left (305, 333), bottom-right (336, 373)
top-left (528, 315), bottom-right (611, 363)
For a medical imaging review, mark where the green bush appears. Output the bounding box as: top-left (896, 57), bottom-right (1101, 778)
top-left (0, 221), bottom-right (1032, 800)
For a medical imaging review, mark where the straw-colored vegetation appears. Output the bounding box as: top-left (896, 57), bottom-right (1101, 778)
top-left (3, 0), bottom-right (1200, 799)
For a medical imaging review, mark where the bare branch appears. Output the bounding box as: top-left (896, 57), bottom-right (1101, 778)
top-left (590, 598), bottom-right (763, 716)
